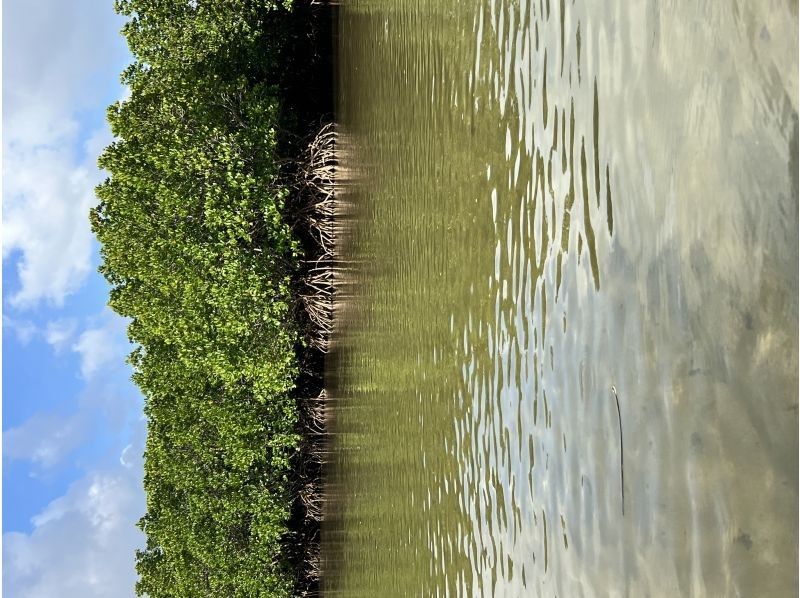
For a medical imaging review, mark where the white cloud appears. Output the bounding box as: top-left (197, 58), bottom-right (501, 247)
top-left (4, 412), bottom-right (88, 470)
top-left (4, 309), bottom-right (136, 472)
top-left (119, 444), bottom-right (135, 468)
top-left (72, 312), bottom-right (129, 380)
top-left (72, 329), bottom-right (116, 380)
top-left (3, 308), bottom-right (135, 471)
top-left (84, 127), bottom-right (115, 168)
top-left (3, 149), bottom-right (97, 307)
top-left (2, 315), bottom-right (39, 345)
top-left (3, 466), bottom-right (145, 598)
top-left (2, 0), bottom-right (128, 308)
top-left (45, 318), bottom-right (78, 353)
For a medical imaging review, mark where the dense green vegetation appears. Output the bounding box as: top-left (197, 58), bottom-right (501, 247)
top-left (91, 1), bottom-right (330, 595)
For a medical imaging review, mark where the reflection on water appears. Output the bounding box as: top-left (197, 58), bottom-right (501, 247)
top-left (324, 1), bottom-right (798, 596)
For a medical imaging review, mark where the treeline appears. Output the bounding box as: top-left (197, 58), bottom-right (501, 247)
top-left (91, 1), bottom-right (332, 596)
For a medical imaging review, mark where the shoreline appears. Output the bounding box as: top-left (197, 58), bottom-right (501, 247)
top-left (270, 3), bottom-right (340, 595)
top-left (285, 122), bottom-right (339, 596)
top-left (279, 4), bottom-right (338, 595)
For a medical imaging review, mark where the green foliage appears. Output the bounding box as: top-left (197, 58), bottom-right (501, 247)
top-left (92, 1), bottom-right (307, 595)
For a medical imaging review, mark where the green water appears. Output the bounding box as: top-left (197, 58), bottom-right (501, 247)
top-left (323, 1), bottom-right (798, 595)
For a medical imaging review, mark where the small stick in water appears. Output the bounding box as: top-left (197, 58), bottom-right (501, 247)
top-left (611, 385), bottom-right (624, 516)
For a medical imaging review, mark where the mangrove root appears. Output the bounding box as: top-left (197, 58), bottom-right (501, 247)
top-left (299, 122), bottom-right (340, 353)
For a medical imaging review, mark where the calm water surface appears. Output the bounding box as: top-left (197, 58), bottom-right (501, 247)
top-left (323, 1), bottom-right (798, 595)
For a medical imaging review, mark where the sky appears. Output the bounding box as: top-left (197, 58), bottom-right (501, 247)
top-left (3, 1), bottom-right (147, 596)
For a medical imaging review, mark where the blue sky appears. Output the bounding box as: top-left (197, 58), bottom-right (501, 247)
top-left (3, 1), bottom-right (147, 595)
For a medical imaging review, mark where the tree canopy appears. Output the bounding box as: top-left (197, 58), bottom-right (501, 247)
top-left (92, 1), bottom-right (318, 595)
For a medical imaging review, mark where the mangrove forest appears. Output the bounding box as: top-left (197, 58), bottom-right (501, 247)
top-left (91, 0), bottom-right (334, 595)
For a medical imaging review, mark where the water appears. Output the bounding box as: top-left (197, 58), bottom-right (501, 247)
top-left (323, 1), bottom-right (798, 595)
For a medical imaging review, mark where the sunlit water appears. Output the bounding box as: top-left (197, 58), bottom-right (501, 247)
top-left (323, 1), bottom-right (798, 596)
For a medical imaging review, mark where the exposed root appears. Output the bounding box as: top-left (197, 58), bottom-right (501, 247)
top-left (291, 389), bottom-right (329, 593)
top-left (290, 122), bottom-right (339, 594)
top-left (298, 389), bottom-right (328, 438)
top-left (299, 122), bottom-right (339, 353)
top-left (297, 539), bottom-right (322, 598)
top-left (300, 480), bottom-right (323, 522)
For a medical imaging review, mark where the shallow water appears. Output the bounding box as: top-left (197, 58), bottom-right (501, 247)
top-left (323, 1), bottom-right (798, 595)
